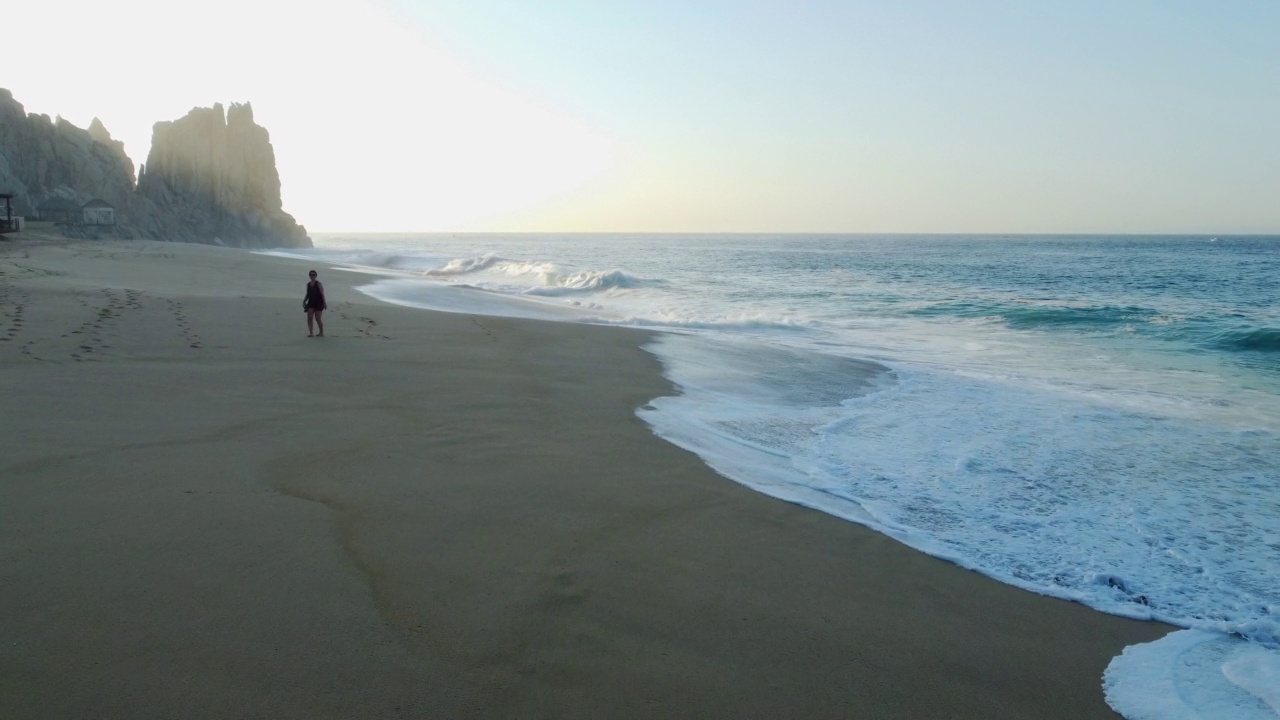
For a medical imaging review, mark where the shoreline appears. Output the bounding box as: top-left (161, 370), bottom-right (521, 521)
top-left (0, 237), bottom-right (1173, 718)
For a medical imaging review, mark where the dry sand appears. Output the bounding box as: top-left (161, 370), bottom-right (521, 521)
top-left (0, 234), bottom-right (1172, 718)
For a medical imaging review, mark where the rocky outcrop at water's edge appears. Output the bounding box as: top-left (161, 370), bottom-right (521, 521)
top-left (0, 88), bottom-right (311, 248)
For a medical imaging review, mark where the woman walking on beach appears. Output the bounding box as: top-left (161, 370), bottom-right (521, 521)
top-left (304, 270), bottom-right (326, 337)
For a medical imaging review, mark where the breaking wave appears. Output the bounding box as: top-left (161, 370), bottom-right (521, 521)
top-left (425, 253), bottom-right (508, 275)
top-left (524, 268), bottom-right (649, 295)
top-left (426, 254), bottom-right (657, 295)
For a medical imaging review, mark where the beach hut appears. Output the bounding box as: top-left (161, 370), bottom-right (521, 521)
top-left (37, 197), bottom-right (81, 224)
top-left (0, 193), bottom-right (14, 233)
top-left (82, 199), bottom-right (116, 226)
top-left (0, 193), bottom-right (17, 234)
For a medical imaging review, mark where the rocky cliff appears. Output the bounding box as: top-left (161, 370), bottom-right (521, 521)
top-left (137, 102), bottom-right (308, 247)
top-left (0, 89), bottom-right (310, 248)
top-left (0, 91), bottom-right (137, 218)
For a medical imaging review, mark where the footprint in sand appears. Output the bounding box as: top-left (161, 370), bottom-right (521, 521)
top-left (471, 318), bottom-right (498, 342)
top-left (351, 316), bottom-right (390, 340)
top-left (165, 298), bottom-right (202, 349)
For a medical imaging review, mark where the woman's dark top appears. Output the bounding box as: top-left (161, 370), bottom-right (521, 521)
top-left (305, 280), bottom-right (327, 311)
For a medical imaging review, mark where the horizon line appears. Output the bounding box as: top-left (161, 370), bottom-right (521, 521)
top-left (306, 230), bottom-right (1278, 237)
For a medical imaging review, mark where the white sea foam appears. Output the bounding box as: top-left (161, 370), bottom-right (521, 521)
top-left (639, 335), bottom-right (1280, 636)
top-left (422, 253), bottom-right (652, 296)
top-left (425, 253), bottom-right (507, 275)
top-left (355, 277), bottom-right (598, 322)
top-left (1104, 630), bottom-right (1280, 719)
top-left (523, 268), bottom-right (645, 295)
top-left (1224, 646), bottom-right (1280, 715)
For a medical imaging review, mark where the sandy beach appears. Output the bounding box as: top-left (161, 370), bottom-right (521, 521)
top-left (0, 234), bottom-right (1172, 719)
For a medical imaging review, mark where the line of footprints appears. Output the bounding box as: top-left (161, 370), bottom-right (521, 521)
top-left (165, 297), bottom-right (203, 349)
top-left (64, 288), bottom-right (127, 361)
top-left (4, 288), bottom-right (202, 362)
top-left (336, 303), bottom-right (390, 339)
top-left (0, 286), bottom-right (28, 345)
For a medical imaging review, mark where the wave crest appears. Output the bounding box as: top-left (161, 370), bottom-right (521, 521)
top-left (426, 254), bottom-right (656, 295)
top-left (524, 269), bottom-right (648, 295)
top-left (911, 301), bottom-right (1158, 330)
top-left (1213, 327), bottom-right (1280, 353)
top-left (425, 254), bottom-right (507, 276)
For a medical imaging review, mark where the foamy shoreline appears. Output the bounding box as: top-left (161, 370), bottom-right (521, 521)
top-left (1, 236), bottom-right (1172, 718)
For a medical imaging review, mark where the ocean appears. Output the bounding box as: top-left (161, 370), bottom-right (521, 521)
top-left (270, 233), bottom-right (1280, 719)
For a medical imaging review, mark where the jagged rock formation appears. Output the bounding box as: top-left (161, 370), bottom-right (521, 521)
top-left (0, 89), bottom-right (310, 248)
top-left (137, 102), bottom-right (308, 247)
top-left (0, 90), bottom-right (137, 218)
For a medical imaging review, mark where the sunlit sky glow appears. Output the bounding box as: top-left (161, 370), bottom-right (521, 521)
top-left (6, 0), bottom-right (1279, 233)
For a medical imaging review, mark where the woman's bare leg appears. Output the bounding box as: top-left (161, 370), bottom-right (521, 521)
top-left (315, 310), bottom-right (324, 337)
top-left (306, 309), bottom-right (316, 336)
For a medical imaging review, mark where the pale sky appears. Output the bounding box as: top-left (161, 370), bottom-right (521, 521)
top-left (6, 0), bottom-right (1279, 233)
